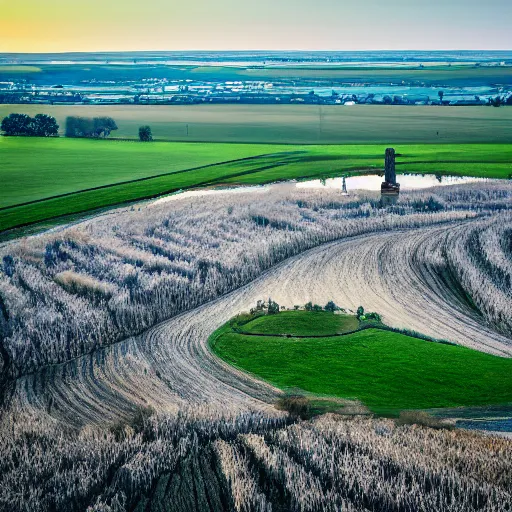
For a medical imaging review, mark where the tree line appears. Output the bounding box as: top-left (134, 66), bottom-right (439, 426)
top-left (0, 113), bottom-right (59, 137)
top-left (1, 112), bottom-right (153, 141)
top-left (65, 116), bottom-right (118, 138)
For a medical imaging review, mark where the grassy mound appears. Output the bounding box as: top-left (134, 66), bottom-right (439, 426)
top-left (241, 310), bottom-right (359, 336)
top-left (211, 314), bottom-right (512, 414)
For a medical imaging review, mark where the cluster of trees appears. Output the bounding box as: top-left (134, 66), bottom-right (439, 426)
top-left (0, 113), bottom-right (59, 137)
top-left (2, 407), bottom-right (509, 512)
top-left (1, 184), bottom-right (509, 379)
top-left (303, 301), bottom-right (342, 312)
top-left (356, 306), bottom-right (381, 322)
top-left (65, 116), bottom-right (118, 138)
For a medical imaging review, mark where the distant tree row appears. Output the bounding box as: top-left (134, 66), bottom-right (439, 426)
top-left (65, 116), bottom-right (118, 138)
top-left (303, 300), bottom-right (342, 312)
top-left (1, 113), bottom-right (59, 137)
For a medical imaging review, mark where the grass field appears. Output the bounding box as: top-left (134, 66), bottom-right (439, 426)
top-left (1, 137), bottom-right (511, 233)
top-left (0, 66), bottom-right (42, 73)
top-left (211, 317), bottom-right (512, 414)
top-left (241, 311), bottom-right (359, 336)
top-left (207, 65), bottom-right (512, 86)
top-left (1, 104), bottom-right (511, 144)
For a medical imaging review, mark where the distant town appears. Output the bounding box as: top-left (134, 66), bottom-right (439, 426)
top-left (0, 50), bottom-right (511, 107)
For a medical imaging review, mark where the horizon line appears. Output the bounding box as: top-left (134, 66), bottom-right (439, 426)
top-left (1, 48), bottom-right (512, 56)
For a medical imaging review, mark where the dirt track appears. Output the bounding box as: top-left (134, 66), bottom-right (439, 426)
top-left (12, 221), bottom-right (512, 426)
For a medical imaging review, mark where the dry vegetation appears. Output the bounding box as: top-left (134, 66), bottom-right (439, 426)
top-left (1, 182), bottom-right (511, 381)
top-left (447, 217), bottom-right (512, 336)
top-left (1, 182), bottom-right (512, 511)
top-left (0, 409), bottom-right (510, 512)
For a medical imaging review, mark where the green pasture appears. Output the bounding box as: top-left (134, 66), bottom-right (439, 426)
top-left (0, 66), bottom-right (42, 73)
top-left (241, 311), bottom-right (359, 336)
top-left (211, 316), bottom-right (512, 414)
top-left (1, 104), bottom-right (511, 144)
top-left (1, 137), bottom-right (511, 232)
top-left (1, 62), bottom-right (509, 86)
top-left (194, 65), bottom-right (512, 86)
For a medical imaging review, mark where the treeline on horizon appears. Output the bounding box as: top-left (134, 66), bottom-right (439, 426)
top-left (0, 112), bottom-right (119, 139)
top-left (1, 112), bottom-right (155, 140)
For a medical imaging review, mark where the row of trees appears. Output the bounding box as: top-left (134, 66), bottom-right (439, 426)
top-left (0, 113), bottom-right (58, 137)
top-left (65, 116), bottom-right (118, 138)
top-left (1, 113), bottom-right (154, 140)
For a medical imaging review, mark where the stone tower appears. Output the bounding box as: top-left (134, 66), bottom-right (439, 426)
top-left (384, 148), bottom-right (396, 185)
top-left (381, 147), bottom-right (400, 197)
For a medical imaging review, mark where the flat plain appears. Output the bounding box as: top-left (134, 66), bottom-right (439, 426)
top-left (1, 61), bottom-right (511, 86)
top-left (1, 104), bottom-right (512, 143)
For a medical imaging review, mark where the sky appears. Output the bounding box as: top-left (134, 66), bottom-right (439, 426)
top-left (0, 0), bottom-right (510, 53)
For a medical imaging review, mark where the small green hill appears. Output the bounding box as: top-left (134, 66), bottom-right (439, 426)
top-left (211, 313), bottom-right (512, 414)
top-left (241, 310), bottom-right (359, 336)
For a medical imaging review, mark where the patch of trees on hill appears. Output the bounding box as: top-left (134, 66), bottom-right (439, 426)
top-left (65, 116), bottom-right (118, 138)
top-left (0, 113), bottom-right (59, 137)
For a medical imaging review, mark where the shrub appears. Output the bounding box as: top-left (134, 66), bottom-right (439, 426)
top-left (230, 312), bottom-right (256, 328)
top-left (365, 312), bottom-right (381, 322)
top-left (324, 301), bottom-right (338, 312)
top-left (396, 410), bottom-right (452, 430)
top-left (275, 394), bottom-right (311, 420)
top-left (139, 125), bottom-right (153, 142)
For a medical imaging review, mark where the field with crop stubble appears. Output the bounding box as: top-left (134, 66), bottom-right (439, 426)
top-left (1, 180), bottom-right (512, 511)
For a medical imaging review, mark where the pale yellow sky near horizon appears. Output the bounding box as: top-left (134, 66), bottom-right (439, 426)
top-left (1, 0), bottom-right (510, 52)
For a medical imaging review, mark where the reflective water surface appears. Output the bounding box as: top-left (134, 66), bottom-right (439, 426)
top-left (151, 173), bottom-right (498, 206)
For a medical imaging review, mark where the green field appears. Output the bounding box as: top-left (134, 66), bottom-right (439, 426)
top-left (203, 65), bottom-right (512, 86)
top-left (1, 62), bottom-right (510, 87)
top-left (1, 137), bottom-right (511, 233)
top-left (1, 104), bottom-right (511, 144)
top-left (211, 315), bottom-right (512, 414)
top-left (241, 311), bottom-right (359, 336)
top-left (0, 66), bottom-right (42, 73)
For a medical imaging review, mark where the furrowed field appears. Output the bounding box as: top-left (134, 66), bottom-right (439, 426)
top-left (1, 104), bottom-right (512, 143)
top-left (1, 136), bottom-right (511, 232)
top-left (1, 171), bottom-right (512, 511)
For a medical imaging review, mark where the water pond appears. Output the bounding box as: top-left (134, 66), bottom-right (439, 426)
top-left (151, 173), bottom-right (497, 206)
